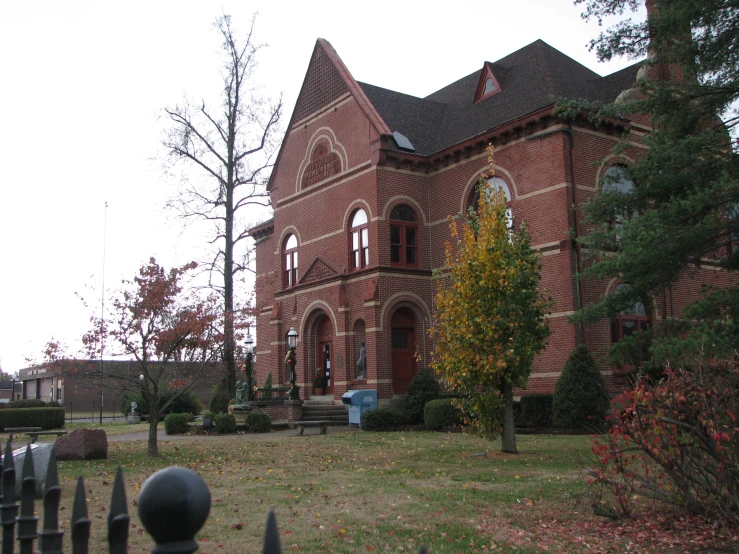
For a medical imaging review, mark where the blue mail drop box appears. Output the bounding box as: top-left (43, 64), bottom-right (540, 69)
top-left (341, 389), bottom-right (378, 428)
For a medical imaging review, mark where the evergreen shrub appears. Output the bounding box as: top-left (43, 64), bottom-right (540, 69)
top-left (403, 370), bottom-right (441, 424)
top-left (214, 413), bottom-right (236, 434)
top-left (0, 408), bottom-right (65, 430)
top-left (245, 412), bottom-right (272, 433)
top-left (164, 413), bottom-right (190, 435)
top-left (519, 394), bottom-right (553, 427)
top-left (553, 344), bottom-right (609, 428)
top-left (262, 373), bottom-right (273, 399)
top-left (424, 398), bottom-right (461, 430)
top-left (0, 399), bottom-right (48, 410)
top-left (361, 408), bottom-right (407, 430)
top-left (209, 387), bottom-right (231, 415)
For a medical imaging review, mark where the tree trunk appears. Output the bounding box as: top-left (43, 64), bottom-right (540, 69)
top-left (500, 380), bottom-right (517, 454)
top-left (148, 403), bottom-right (159, 457)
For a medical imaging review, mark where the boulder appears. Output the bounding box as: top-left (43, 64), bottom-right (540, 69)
top-left (11, 443), bottom-right (53, 498)
top-left (53, 428), bottom-right (108, 461)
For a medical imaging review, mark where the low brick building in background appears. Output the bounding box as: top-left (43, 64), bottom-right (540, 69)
top-left (250, 37), bottom-right (734, 406)
top-left (19, 360), bottom-right (221, 417)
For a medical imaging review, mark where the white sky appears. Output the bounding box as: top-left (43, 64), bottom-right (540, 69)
top-left (0, 0), bottom-right (643, 373)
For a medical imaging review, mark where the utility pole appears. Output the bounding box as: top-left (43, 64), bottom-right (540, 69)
top-left (99, 201), bottom-right (108, 425)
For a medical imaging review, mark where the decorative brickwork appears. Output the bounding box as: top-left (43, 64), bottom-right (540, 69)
top-left (292, 44), bottom-right (349, 124)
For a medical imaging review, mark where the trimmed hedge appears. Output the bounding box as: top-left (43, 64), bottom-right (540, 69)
top-left (214, 413), bottom-right (236, 434)
top-left (361, 408), bottom-right (407, 430)
top-left (403, 370), bottom-right (441, 424)
top-left (0, 399), bottom-right (54, 410)
top-left (164, 413), bottom-right (190, 435)
top-left (519, 394), bottom-right (553, 427)
top-left (0, 408), bottom-right (65, 430)
top-left (245, 412), bottom-right (272, 433)
top-left (553, 344), bottom-right (609, 429)
top-left (424, 398), bottom-right (461, 430)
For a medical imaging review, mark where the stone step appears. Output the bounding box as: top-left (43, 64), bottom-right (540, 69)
top-left (300, 415), bottom-right (349, 425)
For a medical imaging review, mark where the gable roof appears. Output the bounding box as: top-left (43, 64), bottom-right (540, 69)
top-left (359, 39), bottom-right (640, 156)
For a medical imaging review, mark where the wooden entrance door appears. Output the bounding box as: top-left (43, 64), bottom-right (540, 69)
top-left (317, 317), bottom-right (333, 395)
top-left (391, 309), bottom-right (416, 394)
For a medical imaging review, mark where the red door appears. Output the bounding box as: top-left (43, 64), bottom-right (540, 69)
top-left (317, 317), bottom-right (333, 395)
top-left (391, 309), bottom-right (416, 394)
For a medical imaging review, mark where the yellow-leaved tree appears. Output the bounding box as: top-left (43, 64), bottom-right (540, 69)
top-left (431, 146), bottom-right (552, 453)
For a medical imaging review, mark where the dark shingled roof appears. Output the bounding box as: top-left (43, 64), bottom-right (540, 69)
top-left (359, 39), bottom-right (640, 156)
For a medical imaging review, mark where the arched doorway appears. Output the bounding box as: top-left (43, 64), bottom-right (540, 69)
top-left (391, 308), bottom-right (417, 394)
top-left (316, 316), bottom-right (334, 395)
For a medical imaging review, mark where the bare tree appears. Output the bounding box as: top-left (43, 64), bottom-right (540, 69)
top-left (163, 14), bottom-right (282, 394)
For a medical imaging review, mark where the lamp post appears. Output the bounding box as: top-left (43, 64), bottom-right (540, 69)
top-left (286, 327), bottom-right (299, 399)
top-left (243, 332), bottom-right (255, 401)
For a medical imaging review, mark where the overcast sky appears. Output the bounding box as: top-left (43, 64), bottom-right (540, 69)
top-left (0, 0), bottom-right (644, 373)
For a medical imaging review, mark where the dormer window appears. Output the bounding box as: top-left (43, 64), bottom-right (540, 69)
top-left (474, 63), bottom-right (501, 103)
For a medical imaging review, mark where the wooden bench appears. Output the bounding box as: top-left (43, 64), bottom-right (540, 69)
top-left (290, 421), bottom-right (330, 436)
top-left (25, 431), bottom-right (68, 444)
top-left (4, 427), bottom-right (42, 440)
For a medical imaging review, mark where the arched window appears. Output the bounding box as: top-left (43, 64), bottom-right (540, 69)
top-left (350, 208), bottom-right (369, 270)
top-left (469, 176), bottom-right (513, 232)
top-left (389, 205), bottom-right (418, 267)
top-left (603, 165), bottom-right (637, 232)
top-left (283, 234), bottom-right (298, 288)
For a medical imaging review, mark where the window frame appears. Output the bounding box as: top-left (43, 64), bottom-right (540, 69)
top-left (283, 234), bottom-right (298, 289)
top-left (349, 209), bottom-right (369, 271)
top-left (389, 205), bottom-right (419, 268)
top-left (610, 284), bottom-right (651, 372)
top-left (602, 164), bottom-right (638, 238)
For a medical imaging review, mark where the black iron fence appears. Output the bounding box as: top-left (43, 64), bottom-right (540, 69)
top-left (0, 439), bottom-right (427, 553)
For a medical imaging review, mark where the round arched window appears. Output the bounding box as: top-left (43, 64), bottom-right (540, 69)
top-left (283, 234), bottom-right (298, 288)
top-left (350, 209), bottom-right (369, 270)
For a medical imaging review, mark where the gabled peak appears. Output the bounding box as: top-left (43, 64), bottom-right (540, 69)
top-left (474, 62), bottom-right (502, 104)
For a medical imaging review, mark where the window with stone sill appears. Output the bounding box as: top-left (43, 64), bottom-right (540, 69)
top-left (389, 205), bottom-right (418, 268)
top-left (349, 208), bottom-right (369, 271)
top-left (610, 284), bottom-right (650, 372)
top-left (602, 165), bottom-right (638, 240)
top-left (283, 234), bottom-right (298, 288)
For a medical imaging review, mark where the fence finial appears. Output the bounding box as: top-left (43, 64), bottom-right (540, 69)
top-left (262, 510), bottom-right (282, 554)
top-left (39, 451), bottom-right (63, 553)
top-left (1, 439), bottom-right (18, 554)
top-left (107, 466), bottom-right (128, 554)
top-left (138, 466), bottom-right (211, 554)
top-left (71, 476), bottom-right (90, 554)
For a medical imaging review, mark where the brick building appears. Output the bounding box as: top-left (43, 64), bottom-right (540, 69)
top-left (250, 37), bottom-right (733, 405)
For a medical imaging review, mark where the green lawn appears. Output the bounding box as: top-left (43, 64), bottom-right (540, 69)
top-left (39, 430), bottom-right (738, 553)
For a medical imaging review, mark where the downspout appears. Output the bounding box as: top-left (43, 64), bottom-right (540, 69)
top-left (566, 124), bottom-right (587, 344)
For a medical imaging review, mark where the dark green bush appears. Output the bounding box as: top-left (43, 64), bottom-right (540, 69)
top-left (214, 413), bottom-right (236, 434)
top-left (0, 399), bottom-right (48, 410)
top-left (209, 389), bottom-right (231, 414)
top-left (245, 412), bottom-right (272, 433)
top-left (262, 373), bottom-right (273, 400)
top-left (553, 344), bottom-right (609, 428)
top-left (519, 394), bottom-right (553, 427)
top-left (0, 408), bottom-right (65, 430)
top-left (121, 392), bottom-right (146, 416)
top-left (121, 389), bottom-right (200, 417)
top-left (424, 398), bottom-right (461, 430)
top-left (361, 408), bottom-right (407, 430)
top-left (164, 413), bottom-right (190, 435)
top-left (403, 370), bottom-right (441, 424)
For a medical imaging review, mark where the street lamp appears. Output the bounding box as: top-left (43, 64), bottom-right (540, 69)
top-left (286, 327), bottom-right (299, 399)
top-left (243, 331), bottom-right (255, 401)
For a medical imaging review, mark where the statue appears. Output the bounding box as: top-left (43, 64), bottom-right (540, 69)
top-left (235, 380), bottom-right (247, 405)
top-left (356, 341), bottom-right (366, 379)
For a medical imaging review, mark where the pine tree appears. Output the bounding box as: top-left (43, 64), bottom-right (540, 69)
top-left (562, 0), bottom-right (739, 367)
top-left (553, 344), bottom-right (609, 428)
top-left (431, 146), bottom-right (552, 453)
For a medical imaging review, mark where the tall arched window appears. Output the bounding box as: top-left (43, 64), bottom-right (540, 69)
top-left (389, 205), bottom-right (418, 267)
top-left (283, 234), bottom-right (298, 288)
top-left (350, 208), bottom-right (369, 270)
top-left (469, 176), bottom-right (513, 233)
top-left (353, 320), bottom-right (366, 380)
top-left (603, 165), bottom-right (637, 233)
